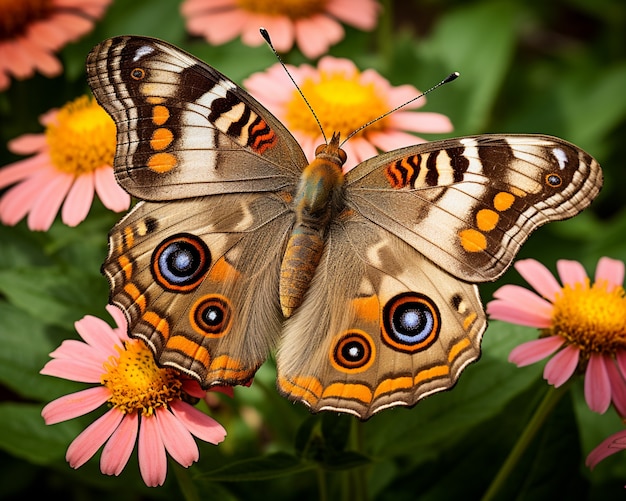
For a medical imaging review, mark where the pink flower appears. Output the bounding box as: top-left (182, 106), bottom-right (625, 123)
top-left (243, 56), bottom-right (454, 171)
top-left (0, 0), bottom-right (111, 91)
top-left (0, 95), bottom-right (130, 231)
top-left (181, 0), bottom-right (380, 59)
top-left (487, 257), bottom-right (626, 415)
top-left (41, 305), bottom-right (227, 487)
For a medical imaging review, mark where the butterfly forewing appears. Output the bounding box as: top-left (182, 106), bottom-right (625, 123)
top-left (345, 134), bottom-right (602, 282)
top-left (87, 36), bottom-right (307, 201)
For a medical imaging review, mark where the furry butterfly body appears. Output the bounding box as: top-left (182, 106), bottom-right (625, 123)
top-left (87, 36), bottom-right (602, 419)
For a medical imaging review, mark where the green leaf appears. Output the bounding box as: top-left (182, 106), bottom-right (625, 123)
top-left (414, 1), bottom-right (520, 134)
top-left (0, 402), bottom-right (81, 464)
top-left (198, 452), bottom-right (315, 481)
top-left (0, 267), bottom-right (108, 328)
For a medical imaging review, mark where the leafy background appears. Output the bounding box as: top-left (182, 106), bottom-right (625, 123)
top-left (0, 0), bottom-right (625, 499)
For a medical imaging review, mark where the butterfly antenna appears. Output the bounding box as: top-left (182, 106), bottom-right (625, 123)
top-left (260, 28), bottom-right (328, 144)
top-left (341, 71), bottom-right (460, 146)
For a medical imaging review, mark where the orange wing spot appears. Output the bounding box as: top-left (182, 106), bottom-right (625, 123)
top-left (249, 119), bottom-right (277, 154)
top-left (476, 209), bottom-right (499, 232)
top-left (510, 187), bottom-right (527, 198)
top-left (148, 152), bottom-right (177, 173)
top-left (117, 255), bottom-right (133, 280)
top-left (142, 311), bottom-right (170, 340)
top-left (373, 376), bottom-right (414, 399)
top-left (493, 191), bottom-right (515, 211)
top-left (385, 158), bottom-right (414, 189)
top-left (351, 295), bottom-right (379, 324)
top-left (462, 312), bottom-right (478, 331)
top-left (277, 376), bottom-right (322, 406)
top-left (167, 335), bottom-right (210, 369)
top-left (123, 226), bottom-right (135, 249)
top-left (322, 383), bottom-right (372, 404)
top-left (123, 283), bottom-right (146, 313)
top-left (208, 257), bottom-right (240, 283)
top-left (151, 104), bottom-right (170, 125)
top-left (459, 229), bottom-right (487, 253)
top-left (146, 96), bottom-right (166, 105)
top-left (150, 127), bottom-right (174, 150)
top-left (208, 355), bottom-right (256, 381)
top-left (448, 338), bottom-right (471, 363)
top-left (413, 365), bottom-right (449, 385)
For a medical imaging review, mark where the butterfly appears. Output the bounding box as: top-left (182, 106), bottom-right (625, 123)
top-left (86, 36), bottom-right (602, 419)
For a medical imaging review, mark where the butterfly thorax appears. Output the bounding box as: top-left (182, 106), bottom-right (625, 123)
top-left (279, 133), bottom-right (347, 318)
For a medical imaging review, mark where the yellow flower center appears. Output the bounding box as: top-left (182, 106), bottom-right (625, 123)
top-left (101, 339), bottom-right (184, 416)
top-left (0, 0), bottom-right (52, 39)
top-left (285, 71), bottom-right (390, 140)
top-left (45, 96), bottom-right (116, 176)
top-left (237, 0), bottom-right (325, 19)
top-left (548, 280), bottom-right (626, 356)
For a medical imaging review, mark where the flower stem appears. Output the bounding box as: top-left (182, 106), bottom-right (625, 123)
top-left (481, 383), bottom-right (570, 501)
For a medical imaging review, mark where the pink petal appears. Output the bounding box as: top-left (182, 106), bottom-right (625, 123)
top-left (605, 359), bottom-right (626, 418)
top-left (27, 172), bottom-right (73, 230)
top-left (170, 400), bottom-right (227, 445)
top-left (0, 171), bottom-right (52, 225)
top-left (0, 154), bottom-right (50, 189)
top-left (295, 16), bottom-right (343, 59)
top-left (325, 0), bottom-right (379, 30)
top-left (105, 304), bottom-right (129, 338)
top-left (66, 409), bottom-right (124, 469)
top-left (94, 166), bottom-right (130, 212)
top-left (40, 358), bottom-right (105, 383)
top-left (138, 415), bottom-right (167, 487)
top-left (585, 353), bottom-right (612, 413)
top-left (544, 344), bottom-right (580, 387)
top-left (367, 130), bottom-right (425, 152)
top-left (7, 134), bottom-right (47, 154)
top-left (100, 412), bottom-right (138, 476)
top-left (557, 259), bottom-right (589, 288)
top-left (487, 300), bottom-right (552, 327)
top-left (488, 284), bottom-right (554, 326)
top-left (388, 111), bottom-right (454, 134)
top-left (61, 172), bottom-right (95, 226)
top-left (509, 336), bottom-right (565, 367)
top-left (41, 387), bottom-right (110, 424)
top-left (514, 259), bottom-right (563, 300)
top-left (595, 257), bottom-right (625, 292)
top-left (617, 351), bottom-right (626, 380)
top-left (586, 429), bottom-right (626, 469)
top-left (74, 314), bottom-right (125, 355)
top-left (156, 408), bottom-right (199, 467)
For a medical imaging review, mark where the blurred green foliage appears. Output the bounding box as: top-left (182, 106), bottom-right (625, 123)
top-left (0, 0), bottom-right (625, 499)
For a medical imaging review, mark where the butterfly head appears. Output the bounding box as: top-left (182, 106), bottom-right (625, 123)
top-left (314, 131), bottom-right (347, 168)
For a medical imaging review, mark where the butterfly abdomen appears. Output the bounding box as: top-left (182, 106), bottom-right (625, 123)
top-left (279, 135), bottom-right (347, 317)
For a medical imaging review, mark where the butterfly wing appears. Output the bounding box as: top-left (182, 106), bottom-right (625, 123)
top-left (276, 210), bottom-right (485, 419)
top-left (88, 36), bottom-right (306, 386)
top-left (105, 192), bottom-right (294, 386)
top-left (86, 36), bottom-right (307, 201)
top-left (344, 135), bottom-right (602, 282)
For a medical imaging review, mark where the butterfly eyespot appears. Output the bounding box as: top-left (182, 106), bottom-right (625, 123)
top-left (382, 293), bottom-right (440, 353)
top-left (330, 330), bottom-right (375, 373)
top-left (151, 233), bottom-right (210, 292)
top-left (190, 294), bottom-right (232, 338)
top-left (131, 68), bottom-right (145, 80)
top-left (546, 173), bottom-right (562, 187)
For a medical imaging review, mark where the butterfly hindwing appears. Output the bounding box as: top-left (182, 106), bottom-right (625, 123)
top-left (276, 210), bottom-right (485, 419)
top-left (87, 36), bottom-right (307, 201)
top-left (345, 135), bottom-right (602, 282)
top-left (105, 192), bottom-right (294, 385)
